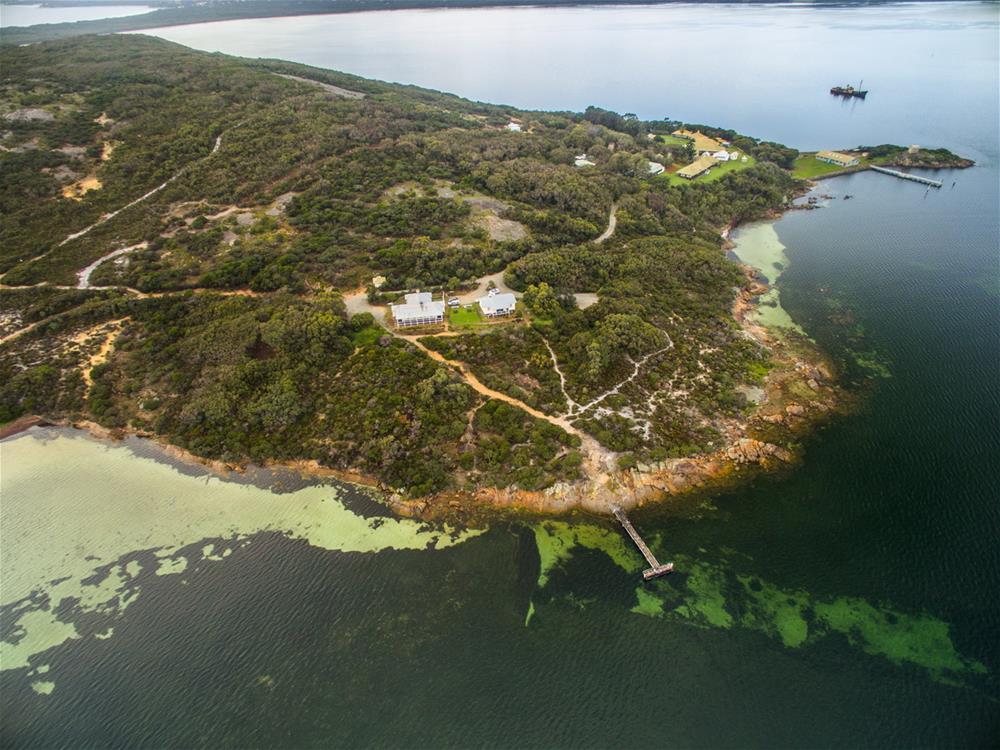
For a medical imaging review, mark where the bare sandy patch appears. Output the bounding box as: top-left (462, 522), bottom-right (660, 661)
top-left (476, 212), bottom-right (527, 241)
top-left (62, 174), bottom-right (101, 200)
top-left (274, 73), bottom-right (365, 100)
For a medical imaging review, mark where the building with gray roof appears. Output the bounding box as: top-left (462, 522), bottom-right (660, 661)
top-left (390, 292), bottom-right (445, 328)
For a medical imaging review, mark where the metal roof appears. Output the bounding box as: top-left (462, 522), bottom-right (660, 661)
top-left (478, 292), bottom-right (517, 314)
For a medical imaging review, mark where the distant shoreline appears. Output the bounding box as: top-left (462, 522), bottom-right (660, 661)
top-left (0, 0), bottom-right (968, 45)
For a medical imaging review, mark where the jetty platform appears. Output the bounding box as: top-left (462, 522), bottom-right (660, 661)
top-left (611, 506), bottom-right (674, 580)
top-left (870, 165), bottom-right (943, 188)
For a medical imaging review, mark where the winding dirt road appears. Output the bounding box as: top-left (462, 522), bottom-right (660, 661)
top-left (594, 202), bottom-right (618, 243)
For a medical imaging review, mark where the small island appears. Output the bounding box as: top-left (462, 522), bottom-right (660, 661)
top-left (0, 35), bottom-right (972, 516)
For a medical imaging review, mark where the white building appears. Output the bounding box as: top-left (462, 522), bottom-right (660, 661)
top-left (390, 292), bottom-right (445, 328)
top-left (478, 289), bottom-right (517, 318)
top-left (647, 161), bottom-right (665, 175)
top-left (574, 154), bottom-right (596, 167)
top-left (506, 121), bottom-right (522, 132)
top-left (711, 149), bottom-right (731, 162)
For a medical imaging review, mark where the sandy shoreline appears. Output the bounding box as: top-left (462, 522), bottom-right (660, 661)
top-left (2, 416), bottom-right (382, 499)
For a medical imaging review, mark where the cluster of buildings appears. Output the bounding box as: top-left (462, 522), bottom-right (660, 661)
top-left (671, 129), bottom-right (747, 180)
top-left (390, 288), bottom-right (517, 328)
top-left (672, 128), bottom-right (727, 155)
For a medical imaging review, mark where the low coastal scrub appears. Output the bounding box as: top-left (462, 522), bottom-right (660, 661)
top-left (0, 35), bottom-right (862, 499)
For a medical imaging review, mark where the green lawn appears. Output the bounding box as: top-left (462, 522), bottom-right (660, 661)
top-left (661, 154), bottom-right (757, 186)
top-left (655, 134), bottom-right (690, 147)
top-left (792, 153), bottom-right (868, 179)
top-left (448, 304), bottom-right (485, 328)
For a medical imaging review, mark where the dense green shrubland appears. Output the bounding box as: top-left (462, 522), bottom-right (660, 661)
top-left (1, 35), bottom-right (800, 491)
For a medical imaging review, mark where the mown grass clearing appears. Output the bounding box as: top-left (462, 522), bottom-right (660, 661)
top-left (662, 154), bottom-right (757, 186)
top-left (792, 153), bottom-right (868, 179)
top-left (655, 134), bottom-right (691, 147)
top-left (448, 304), bottom-right (485, 328)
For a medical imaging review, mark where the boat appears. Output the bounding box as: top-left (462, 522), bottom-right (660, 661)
top-left (831, 81), bottom-right (868, 99)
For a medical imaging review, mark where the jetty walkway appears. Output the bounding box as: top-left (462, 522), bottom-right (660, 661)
top-left (870, 165), bottom-right (943, 188)
top-left (611, 506), bottom-right (674, 580)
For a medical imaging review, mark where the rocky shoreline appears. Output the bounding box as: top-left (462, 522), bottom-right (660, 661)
top-left (390, 261), bottom-right (846, 520)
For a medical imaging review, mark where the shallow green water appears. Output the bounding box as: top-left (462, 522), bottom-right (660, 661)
top-left (0, 431), bottom-right (479, 675)
top-left (730, 222), bottom-right (804, 333)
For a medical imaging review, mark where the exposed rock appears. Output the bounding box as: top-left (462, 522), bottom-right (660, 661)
top-left (725, 438), bottom-right (792, 464)
top-left (807, 379), bottom-right (820, 390)
top-left (785, 403), bottom-right (805, 416)
top-left (4, 108), bottom-right (54, 122)
top-left (266, 191), bottom-right (298, 216)
top-left (761, 413), bottom-right (784, 424)
top-left (737, 384), bottom-right (767, 405)
top-left (56, 145), bottom-right (87, 158)
top-left (44, 164), bottom-right (79, 182)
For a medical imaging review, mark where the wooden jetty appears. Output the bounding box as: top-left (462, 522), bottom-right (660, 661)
top-left (611, 506), bottom-right (674, 580)
top-left (870, 165), bottom-right (943, 188)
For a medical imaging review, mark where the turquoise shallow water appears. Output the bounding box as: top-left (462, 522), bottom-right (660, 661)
top-left (3, 3), bottom-right (1000, 747)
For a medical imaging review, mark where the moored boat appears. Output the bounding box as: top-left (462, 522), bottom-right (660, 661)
top-left (831, 82), bottom-right (868, 98)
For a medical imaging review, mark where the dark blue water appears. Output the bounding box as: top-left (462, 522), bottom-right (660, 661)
top-left (4, 3), bottom-right (999, 747)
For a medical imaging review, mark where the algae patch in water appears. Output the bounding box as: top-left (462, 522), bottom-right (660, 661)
top-left (2, 609), bottom-right (80, 671)
top-left (673, 563), bottom-right (734, 629)
top-left (30, 680), bottom-right (55, 695)
top-left (812, 597), bottom-right (986, 676)
top-left (0, 430), bottom-right (485, 678)
top-left (630, 588), bottom-right (665, 618)
top-left (534, 521), bottom-right (985, 683)
top-left (533, 521), bottom-right (642, 588)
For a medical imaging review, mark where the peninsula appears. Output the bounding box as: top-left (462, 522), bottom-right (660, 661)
top-left (0, 35), bottom-right (969, 515)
